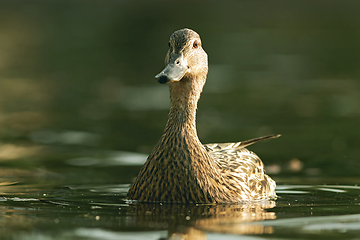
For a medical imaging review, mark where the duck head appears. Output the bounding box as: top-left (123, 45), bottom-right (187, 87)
top-left (155, 28), bottom-right (208, 85)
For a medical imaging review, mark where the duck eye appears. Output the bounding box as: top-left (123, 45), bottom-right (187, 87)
top-left (193, 41), bottom-right (199, 48)
top-left (168, 42), bottom-right (170, 48)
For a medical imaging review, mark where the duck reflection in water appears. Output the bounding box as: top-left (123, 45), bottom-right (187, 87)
top-left (127, 28), bottom-right (280, 203)
top-left (127, 200), bottom-right (276, 239)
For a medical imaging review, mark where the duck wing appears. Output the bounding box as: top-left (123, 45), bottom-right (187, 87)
top-left (204, 134), bottom-right (280, 152)
top-left (203, 134), bottom-right (280, 199)
top-left (204, 134), bottom-right (280, 171)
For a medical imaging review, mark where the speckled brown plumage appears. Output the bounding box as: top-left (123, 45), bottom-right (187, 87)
top-left (127, 28), bottom-right (279, 203)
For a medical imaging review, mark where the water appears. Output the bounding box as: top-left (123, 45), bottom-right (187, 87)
top-left (1, 1), bottom-right (360, 239)
top-left (1, 156), bottom-right (360, 239)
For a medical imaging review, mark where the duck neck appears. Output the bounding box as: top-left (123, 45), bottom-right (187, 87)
top-left (164, 76), bottom-right (205, 141)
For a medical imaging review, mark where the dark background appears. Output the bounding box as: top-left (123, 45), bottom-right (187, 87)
top-left (0, 0), bottom-right (359, 177)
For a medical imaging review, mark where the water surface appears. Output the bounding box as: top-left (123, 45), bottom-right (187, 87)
top-left (1, 153), bottom-right (360, 239)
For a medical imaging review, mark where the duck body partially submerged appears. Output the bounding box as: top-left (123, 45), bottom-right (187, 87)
top-left (127, 28), bottom-right (279, 203)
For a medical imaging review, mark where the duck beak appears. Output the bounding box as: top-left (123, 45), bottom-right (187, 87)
top-left (155, 53), bottom-right (188, 84)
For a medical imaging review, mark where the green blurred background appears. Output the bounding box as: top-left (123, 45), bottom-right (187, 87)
top-left (0, 0), bottom-right (359, 177)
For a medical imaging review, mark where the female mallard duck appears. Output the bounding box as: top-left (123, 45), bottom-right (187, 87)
top-left (127, 28), bottom-right (279, 203)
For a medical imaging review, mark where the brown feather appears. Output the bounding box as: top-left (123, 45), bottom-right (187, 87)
top-left (127, 29), bottom-right (279, 203)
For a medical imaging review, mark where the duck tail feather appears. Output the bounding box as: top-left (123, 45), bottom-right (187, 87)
top-left (237, 134), bottom-right (281, 148)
